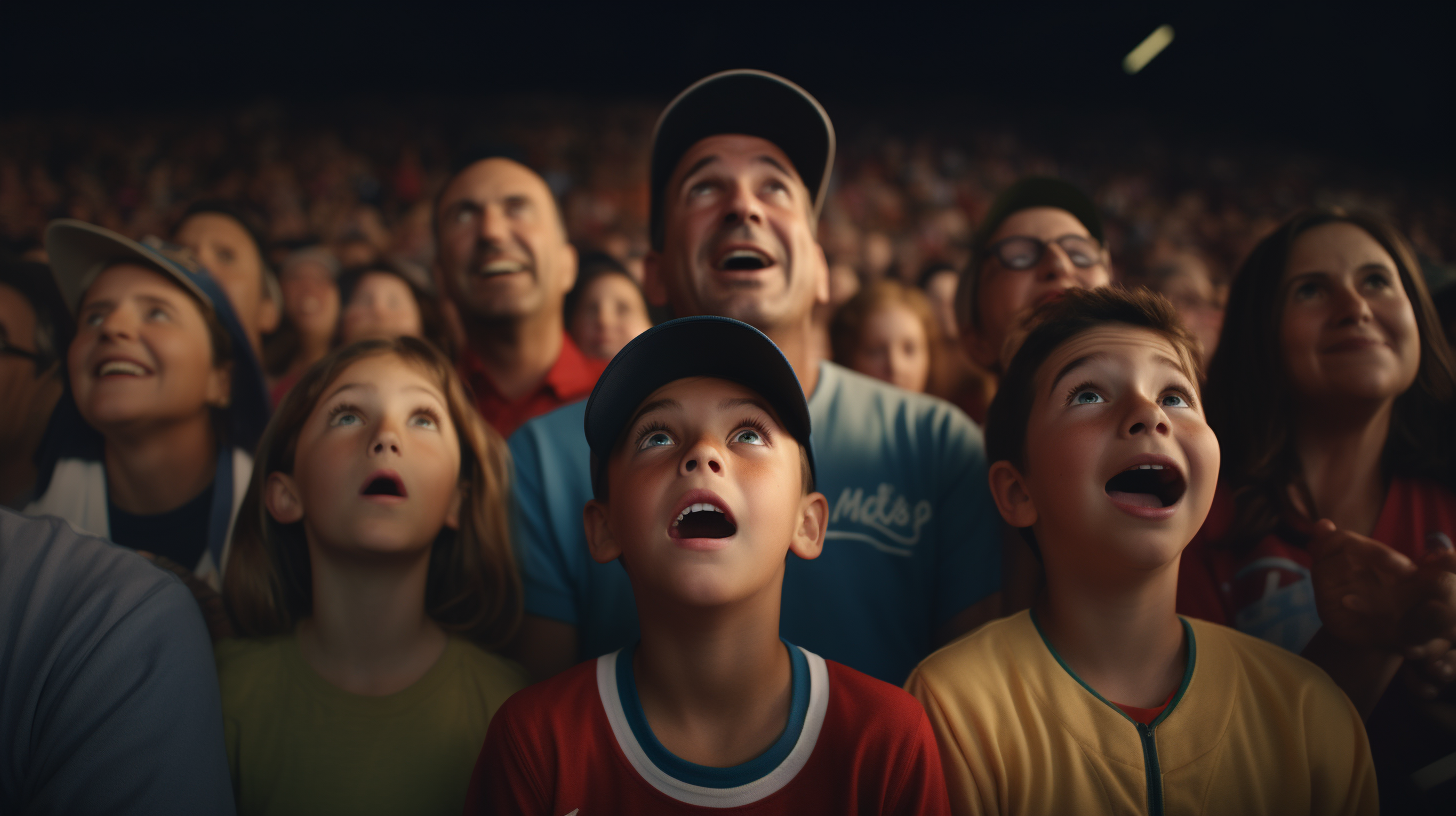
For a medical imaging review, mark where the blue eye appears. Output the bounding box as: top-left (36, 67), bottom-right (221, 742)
top-left (1073, 390), bottom-right (1104, 405)
top-left (1161, 393), bottom-right (1190, 408)
top-left (330, 412), bottom-right (360, 427)
top-left (640, 431), bottom-right (674, 449)
top-left (735, 429), bottom-right (765, 445)
top-left (409, 412), bottom-right (438, 430)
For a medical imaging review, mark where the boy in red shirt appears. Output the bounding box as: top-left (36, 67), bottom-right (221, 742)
top-left (466, 316), bottom-right (948, 815)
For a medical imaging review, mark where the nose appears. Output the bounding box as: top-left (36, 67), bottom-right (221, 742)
top-left (97, 307), bottom-right (137, 339)
top-left (478, 203), bottom-right (512, 246)
top-left (1038, 243), bottom-right (1077, 285)
top-left (722, 179), bottom-right (765, 228)
top-left (1123, 393), bottom-right (1170, 438)
top-left (680, 435), bottom-right (723, 477)
top-left (1331, 281), bottom-right (1375, 326)
top-left (370, 417), bottom-right (402, 457)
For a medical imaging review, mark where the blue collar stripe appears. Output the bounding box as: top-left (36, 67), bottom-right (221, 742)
top-left (615, 640), bottom-right (810, 789)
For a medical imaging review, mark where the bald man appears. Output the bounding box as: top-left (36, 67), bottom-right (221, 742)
top-left (434, 158), bottom-right (604, 436)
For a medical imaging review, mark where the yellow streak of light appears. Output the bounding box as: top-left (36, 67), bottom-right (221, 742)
top-left (1123, 25), bottom-right (1175, 74)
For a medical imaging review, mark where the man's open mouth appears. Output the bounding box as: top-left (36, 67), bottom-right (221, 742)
top-left (716, 248), bottom-right (773, 272)
top-left (671, 501), bottom-right (738, 539)
top-left (1105, 464), bottom-right (1186, 509)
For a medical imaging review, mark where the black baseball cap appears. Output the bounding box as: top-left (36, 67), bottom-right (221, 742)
top-left (649, 69), bottom-right (836, 249)
top-left (583, 315), bottom-right (815, 500)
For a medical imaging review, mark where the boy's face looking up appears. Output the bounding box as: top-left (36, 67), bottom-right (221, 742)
top-left (989, 324), bottom-right (1219, 577)
top-left (584, 376), bottom-right (827, 608)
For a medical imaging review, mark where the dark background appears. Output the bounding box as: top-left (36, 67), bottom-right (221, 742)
top-left (4, 2), bottom-right (1452, 182)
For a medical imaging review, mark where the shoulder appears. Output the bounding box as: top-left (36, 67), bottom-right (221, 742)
top-left (495, 656), bottom-right (600, 724)
top-left (824, 659), bottom-right (930, 724)
top-left (447, 637), bottom-right (531, 694)
top-left (816, 362), bottom-right (984, 456)
top-left (912, 610), bottom-right (1030, 684)
top-left (509, 400), bottom-right (589, 456)
top-left (1187, 618), bottom-right (1350, 711)
top-left (0, 508), bottom-right (195, 635)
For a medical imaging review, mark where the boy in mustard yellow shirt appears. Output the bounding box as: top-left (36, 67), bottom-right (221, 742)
top-left (905, 288), bottom-right (1376, 815)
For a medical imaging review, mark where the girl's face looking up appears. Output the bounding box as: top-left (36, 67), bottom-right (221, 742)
top-left (1279, 222), bottom-right (1420, 410)
top-left (849, 302), bottom-right (931, 394)
top-left (69, 263), bottom-right (230, 436)
top-left (268, 353), bottom-right (462, 557)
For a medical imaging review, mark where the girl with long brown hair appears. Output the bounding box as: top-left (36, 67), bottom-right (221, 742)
top-left (217, 336), bottom-right (525, 816)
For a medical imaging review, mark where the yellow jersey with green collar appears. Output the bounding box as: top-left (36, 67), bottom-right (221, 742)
top-left (905, 610), bottom-right (1376, 815)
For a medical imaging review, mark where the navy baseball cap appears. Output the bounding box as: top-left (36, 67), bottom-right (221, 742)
top-left (584, 315), bottom-right (816, 500)
top-left (43, 219), bottom-right (271, 453)
top-left (648, 69), bottom-right (836, 249)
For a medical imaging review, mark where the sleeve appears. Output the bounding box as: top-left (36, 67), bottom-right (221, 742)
top-left (905, 669), bottom-right (993, 816)
top-left (30, 578), bottom-right (237, 816)
top-left (463, 700), bottom-right (550, 816)
top-left (509, 420), bottom-right (580, 625)
top-left (1310, 690), bottom-right (1379, 816)
top-left (886, 699), bottom-right (953, 816)
top-left (930, 408), bottom-right (1003, 627)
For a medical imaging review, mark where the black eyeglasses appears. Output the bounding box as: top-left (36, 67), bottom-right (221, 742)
top-left (986, 234), bottom-right (1103, 271)
top-left (0, 334), bottom-right (44, 363)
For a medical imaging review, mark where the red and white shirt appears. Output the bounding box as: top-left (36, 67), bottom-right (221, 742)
top-left (465, 643), bottom-right (948, 815)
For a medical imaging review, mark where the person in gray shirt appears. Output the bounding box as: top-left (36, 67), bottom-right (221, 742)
top-left (0, 508), bottom-right (235, 815)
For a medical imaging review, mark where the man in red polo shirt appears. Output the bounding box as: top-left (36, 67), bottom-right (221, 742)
top-left (434, 157), bottom-right (605, 437)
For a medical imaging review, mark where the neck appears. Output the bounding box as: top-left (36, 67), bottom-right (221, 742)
top-left (103, 416), bottom-right (218, 514)
top-left (298, 543), bottom-right (445, 696)
top-left (464, 309), bottom-right (565, 401)
top-left (761, 316), bottom-right (821, 398)
top-left (1035, 554), bottom-right (1186, 708)
top-left (631, 577), bottom-right (792, 767)
top-left (1293, 400), bottom-right (1392, 534)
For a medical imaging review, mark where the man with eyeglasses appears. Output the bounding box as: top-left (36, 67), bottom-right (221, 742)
top-left (0, 260), bottom-right (72, 508)
top-left (956, 177), bottom-right (1113, 382)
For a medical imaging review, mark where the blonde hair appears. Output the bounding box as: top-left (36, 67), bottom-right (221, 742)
top-left (223, 336), bottom-right (522, 648)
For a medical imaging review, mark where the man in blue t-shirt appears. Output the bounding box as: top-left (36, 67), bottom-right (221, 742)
top-left (508, 70), bottom-right (1002, 685)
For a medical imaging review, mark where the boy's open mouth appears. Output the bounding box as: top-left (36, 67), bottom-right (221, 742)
top-left (1105, 463), bottom-right (1186, 509)
top-left (671, 502), bottom-right (738, 539)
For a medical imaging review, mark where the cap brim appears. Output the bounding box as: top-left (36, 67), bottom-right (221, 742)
top-left (649, 70), bottom-right (835, 247)
top-left (584, 315), bottom-right (815, 499)
top-left (45, 219), bottom-right (211, 314)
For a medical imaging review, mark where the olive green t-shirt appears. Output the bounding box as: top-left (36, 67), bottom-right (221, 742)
top-left (216, 633), bottom-right (528, 816)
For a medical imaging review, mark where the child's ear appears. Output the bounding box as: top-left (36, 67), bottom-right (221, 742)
top-left (444, 485), bottom-right (463, 531)
top-left (206, 361), bottom-right (233, 409)
top-left (988, 460), bottom-right (1038, 529)
top-left (264, 472), bottom-right (304, 524)
top-left (788, 491), bottom-right (829, 561)
top-left (582, 499), bottom-right (622, 565)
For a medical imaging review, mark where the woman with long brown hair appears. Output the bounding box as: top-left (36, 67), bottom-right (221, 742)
top-left (1177, 208), bottom-right (1456, 811)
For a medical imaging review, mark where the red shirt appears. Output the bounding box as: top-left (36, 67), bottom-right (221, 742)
top-left (1177, 476), bottom-right (1456, 653)
top-left (458, 333), bottom-right (605, 438)
top-left (465, 647), bottom-right (949, 816)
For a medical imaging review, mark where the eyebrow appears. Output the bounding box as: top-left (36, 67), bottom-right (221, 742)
top-left (680, 156), bottom-right (719, 184)
top-left (321, 381), bottom-right (445, 403)
top-left (720, 396), bottom-right (776, 416)
top-left (1049, 351), bottom-right (1194, 396)
top-left (630, 397), bottom-right (681, 426)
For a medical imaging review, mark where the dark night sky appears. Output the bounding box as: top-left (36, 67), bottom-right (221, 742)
top-left (4, 2), bottom-right (1453, 181)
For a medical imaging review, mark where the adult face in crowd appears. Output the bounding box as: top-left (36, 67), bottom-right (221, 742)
top-left (1147, 252), bottom-right (1223, 365)
top-left (0, 261), bottom-right (71, 508)
top-left (340, 269), bottom-right (424, 344)
top-left (435, 158), bottom-right (577, 336)
top-left (957, 179), bottom-right (1112, 373)
top-left (173, 203), bottom-right (280, 358)
top-left (645, 133), bottom-right (829, 393)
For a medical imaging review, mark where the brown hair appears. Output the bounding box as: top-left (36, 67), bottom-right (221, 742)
top-left (1204, 209), bottom-right (1456, 549)
top-left (829, 278), bottom-right (943, 390)
top-left (223, 336), bottom-right (522, 647)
